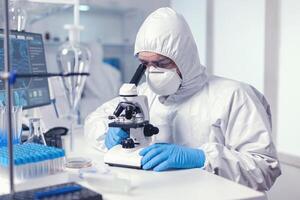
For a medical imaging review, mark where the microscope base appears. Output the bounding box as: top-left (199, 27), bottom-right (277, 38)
top-left (104, 145), bottom-right (144, 169)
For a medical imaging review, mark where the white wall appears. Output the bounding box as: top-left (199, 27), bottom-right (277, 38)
top-left (212, 0), bottom-right (265, 92)
top-left (277, 0), bottom-right (300, 157)
top-left (268, 1), bottom-right (300, 197)
top-left (171, 0), bottom-right (207, 66)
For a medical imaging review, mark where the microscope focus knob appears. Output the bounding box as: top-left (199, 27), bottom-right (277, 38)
top-left (121, 138), bottom-right (135, 149)
top-left (144, 124), bottom-right (159, 137)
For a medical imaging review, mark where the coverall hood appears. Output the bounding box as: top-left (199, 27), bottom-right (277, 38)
top-left (134, 7), bottom-right (208, 104)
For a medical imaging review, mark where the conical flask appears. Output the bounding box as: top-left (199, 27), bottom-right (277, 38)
top-left (9, 0), bottom-right (28, 31)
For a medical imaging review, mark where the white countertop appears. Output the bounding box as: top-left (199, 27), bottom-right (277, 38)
top-left (0, 128), bottom-right (266, 200)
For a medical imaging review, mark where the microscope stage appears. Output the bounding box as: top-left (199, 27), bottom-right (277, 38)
top-left (104, 145), bottom-right (143, 169)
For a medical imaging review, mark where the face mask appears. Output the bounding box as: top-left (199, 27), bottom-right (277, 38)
top-left (146, 66), bottom-right (182, 96)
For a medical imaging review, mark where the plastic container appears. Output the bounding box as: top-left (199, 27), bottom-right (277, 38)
top-left (0, 143), bottom-right (65, 181)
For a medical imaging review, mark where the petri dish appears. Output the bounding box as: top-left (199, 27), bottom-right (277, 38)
top-left (65, 157), bottom-right (92, 169)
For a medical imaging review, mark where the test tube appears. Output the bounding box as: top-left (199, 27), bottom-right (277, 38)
top-left (0, 143), bottom-right (66, 181)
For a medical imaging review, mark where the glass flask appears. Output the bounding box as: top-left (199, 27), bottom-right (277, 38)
top-left (26, 118), bottom-right (46, 145)
top-left (9, 0), bottom-right (28, 31)
top-left (56, 40), bottom-right (90, 151)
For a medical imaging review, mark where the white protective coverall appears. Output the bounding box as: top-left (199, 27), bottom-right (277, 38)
top-left (79, 42), bottom-right (122, 121)
top-left (84, 7), bottom-right (281, 191)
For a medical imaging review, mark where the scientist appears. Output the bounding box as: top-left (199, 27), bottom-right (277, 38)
top-left (84, 7), bottom-right (281, 191)
top-left (79, 42), bottom-right (121, 121)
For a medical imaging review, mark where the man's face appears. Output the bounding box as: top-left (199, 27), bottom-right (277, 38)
top-left (138, 52), bottom-right (182, 77)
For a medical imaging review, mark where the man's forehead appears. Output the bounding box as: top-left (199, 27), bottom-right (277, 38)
top-left (138, 52), bottom-right (167, 61)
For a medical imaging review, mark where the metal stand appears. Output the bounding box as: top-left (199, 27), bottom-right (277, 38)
top-left (3, 0), bottom-right (15, 194)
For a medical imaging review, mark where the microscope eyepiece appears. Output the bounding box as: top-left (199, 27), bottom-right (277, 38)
top-left (129, 64), bottom-right (147, 86)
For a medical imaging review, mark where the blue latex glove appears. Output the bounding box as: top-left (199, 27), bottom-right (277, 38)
top-left (104, 128), bottom-right (129, 149)
top-left (139, 143), bottom-right (205, 171)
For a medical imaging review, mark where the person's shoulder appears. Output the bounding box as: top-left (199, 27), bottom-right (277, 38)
top-left (208, 76), bottom-right (249, 92)
top-left (203, 75), bottom-right (259, 103)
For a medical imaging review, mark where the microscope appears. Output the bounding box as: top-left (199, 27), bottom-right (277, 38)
top-left (104, 64), bottom-right (159, 168)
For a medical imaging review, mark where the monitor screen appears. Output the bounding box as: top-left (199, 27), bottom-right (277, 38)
top-left (0, 30), bottom-right (51, 109)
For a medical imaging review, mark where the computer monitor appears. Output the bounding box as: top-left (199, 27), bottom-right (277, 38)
top-left (0, 30), bottom-right (51, 109)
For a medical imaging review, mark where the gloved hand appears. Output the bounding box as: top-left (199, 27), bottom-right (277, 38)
top-left (139, 143), bottom-right (205, 171)
top-left (104, 128), bottom-right (129, 149)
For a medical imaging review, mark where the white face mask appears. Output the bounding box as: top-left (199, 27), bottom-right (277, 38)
top-left (146, 66), bottom-right (182, 96)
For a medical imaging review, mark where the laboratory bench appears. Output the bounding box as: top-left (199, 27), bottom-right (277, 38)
top-left (0, 127), bottom-right (266, 200)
